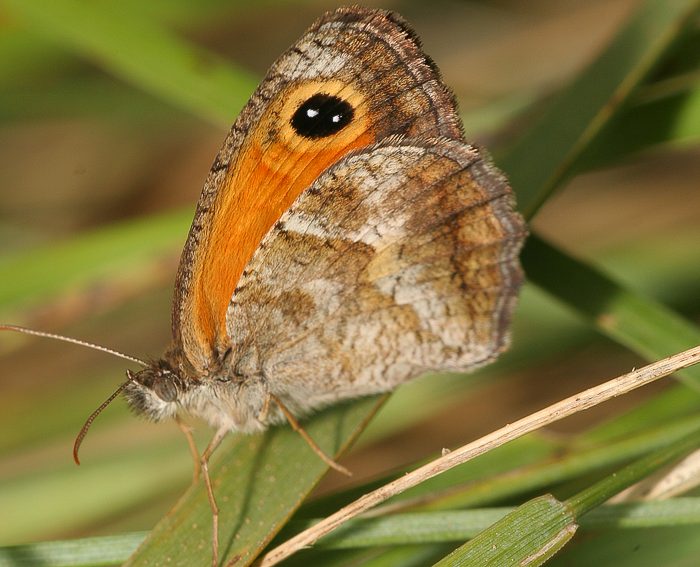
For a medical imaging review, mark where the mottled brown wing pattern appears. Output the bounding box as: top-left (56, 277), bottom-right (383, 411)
top-left (170, 6), bottom-right (465, 374)
top-left (227, 138), bottom-right (526, 415)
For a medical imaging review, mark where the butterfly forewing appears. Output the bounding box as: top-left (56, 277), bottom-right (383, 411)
top-left (171, 7), bottom-right (467, 374)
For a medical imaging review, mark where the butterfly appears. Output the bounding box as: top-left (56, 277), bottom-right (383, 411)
top-left (2, 5), bottom-right (526, 565)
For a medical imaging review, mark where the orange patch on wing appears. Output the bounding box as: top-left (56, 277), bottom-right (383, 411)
top-left (190, 129), bottom-right (375, 358)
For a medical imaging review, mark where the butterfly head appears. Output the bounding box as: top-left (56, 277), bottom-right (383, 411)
top-left (124, 361), bottom-right (184, 421)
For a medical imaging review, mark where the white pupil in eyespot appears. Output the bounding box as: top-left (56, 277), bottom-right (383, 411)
top-left (304, 108), bottom-right (342, 122)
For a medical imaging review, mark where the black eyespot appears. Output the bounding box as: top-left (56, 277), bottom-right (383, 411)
top-left (291, 93), bottom-right (354, 139)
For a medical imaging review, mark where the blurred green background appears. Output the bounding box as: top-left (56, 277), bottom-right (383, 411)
top-left (1, 0), bottom-right (700, 565)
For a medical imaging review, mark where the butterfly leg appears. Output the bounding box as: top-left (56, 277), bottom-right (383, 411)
top-left (269, 394), bottom-right (352, 476)
top-left (175, 415), bottom-right (201, 483)
top-left (257, 392), bottom-right (271, 422)
top-left (201, 426), bottom-right (228, 567)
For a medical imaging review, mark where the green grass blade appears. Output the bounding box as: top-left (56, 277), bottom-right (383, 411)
top-left (431, 427), bottom-right (700, 567)
top-left (546, 429), bottom-right (700, 566)
top-left (0, 421), bottom-right (193, 544)
top-left (410, 414), bottom-right (700, 513)
top-left (0, 210), bottom-right (190, 319)
top-left (277, 510), bottom-right (510, 550)
top-left (124, 398), bottom-right (381, 567)
top-left (499, 0), bottom-right (700, 217)
top-left (580, 84), bottom-right (700, 168)
top-left (584, 383), bottom-right (700, 444)
top-left (289, 499), bottom-right (700, 550)
top-left (522, 235), bottom-right (700, 388)
top-left (354, 545), bottom-right (451, 567)
top-left (566, 426), bottom-right (700, 516)
top-left (300, 413), bottom-right (700, 523)
top-left (432, 495), bottom-right (577, 567)
top-left (6, 498), bottom-right (700, 565)
top-left (505, 0), bottom-right (700, 395)
top-left (549, 525), bottom-right (700, 567)
top-left (3, 0), bottom-right (257, 126)
top-left (583, 498), bottom-right (700, 529)
top-left (0, 532), bottom-right (146, 567)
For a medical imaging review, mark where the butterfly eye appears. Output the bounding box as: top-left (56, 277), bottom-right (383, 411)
top-left (153, 374), bottom-right (178, 402)
top-left (291, 93), bottom-right (354, 139)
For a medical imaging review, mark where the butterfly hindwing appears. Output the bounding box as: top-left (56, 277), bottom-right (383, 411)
top-left (226, 138), bottom-right (526, 414)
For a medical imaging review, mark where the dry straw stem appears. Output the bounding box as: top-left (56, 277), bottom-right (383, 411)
top-left (260, 344), bottom-right (700, 566)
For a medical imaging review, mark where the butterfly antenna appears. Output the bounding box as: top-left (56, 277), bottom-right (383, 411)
top-left (0, 324), bottom-right (148, 367)
top-left (73, 372), bottom-right (136, 465)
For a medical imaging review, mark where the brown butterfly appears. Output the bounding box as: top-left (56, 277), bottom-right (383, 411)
top-left (2, 6), bottom-right (526, 565)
